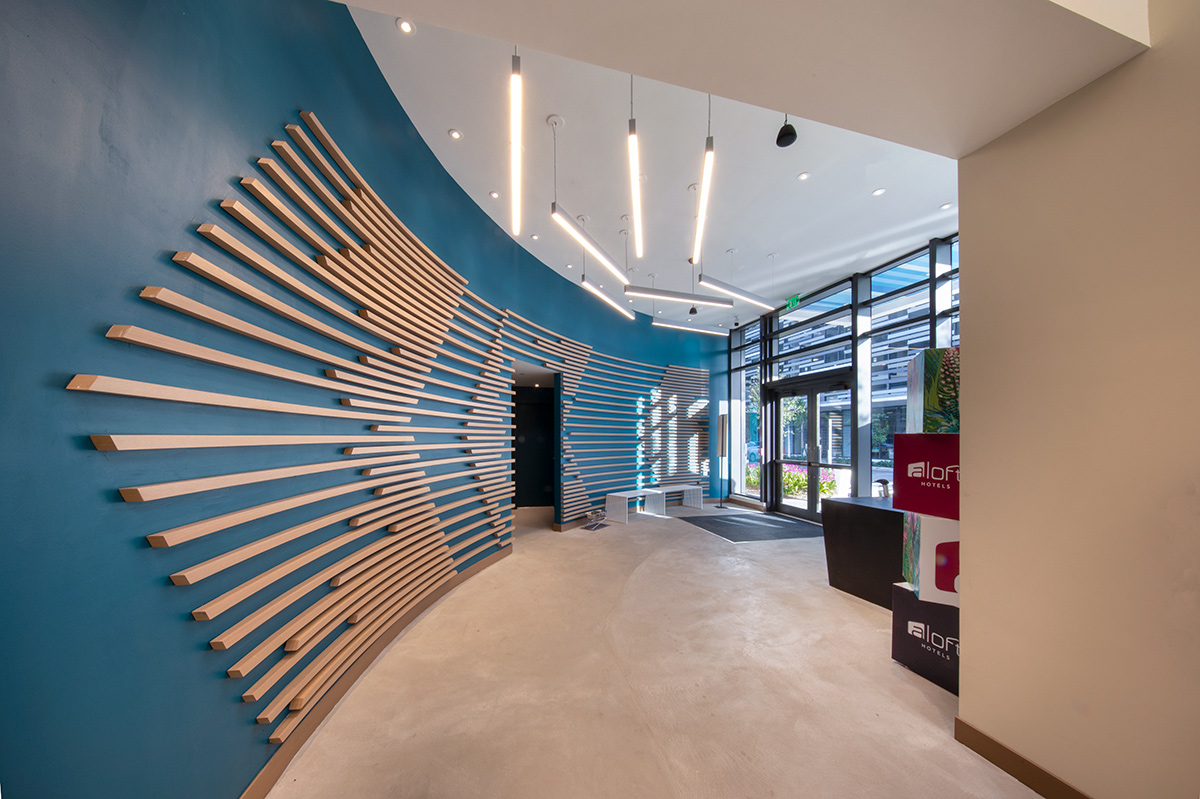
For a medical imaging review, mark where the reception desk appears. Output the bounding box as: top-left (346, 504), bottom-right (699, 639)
top-left (821, 496), bottom-right (905, 609)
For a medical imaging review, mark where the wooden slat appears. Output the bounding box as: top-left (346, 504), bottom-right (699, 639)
top-left (265, 567), bottom-right (457, 745)
top-left (170, 496), bottom-right (435, 586)
top-left (281, 541), bottom-right (449, 662)
top-left (196, 224), bottom-right (413, 355)
top-left (67, 375), bottom-right (403, 426)
top-left (256, 156), bottom-right (358, 249)
top-left (255, 562), bottom-right (434, 721)
top-left (119, 454), bottom-right (420, 504)
top-left (105, 325), bottom-right (418, 406)
top-left (145, 470), bottom-right (426, 548)
top-left (224, 526), bottom-right (442, 679)
top-left (168, 252), bottom-right (421, 383)
top-left (329, 524), bottom-right (445, 589)
top-left (270, 139), bottom-right (374, 243)
top-left (348, 487), bottom-right (440, 527)
top-left (93, 433), bottom-right (412, 452)
top-left (285, 123), bottom-right (355, 201)
top-left (200, 500), bottom-right (430, 633)
top-left (140, 287), bottom-right (424, 394)
top-left (342, 398), bottom-right (494, 423)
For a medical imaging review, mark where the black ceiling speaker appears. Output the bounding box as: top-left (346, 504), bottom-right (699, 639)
top-left (776, 114), bottom-right (797, 148)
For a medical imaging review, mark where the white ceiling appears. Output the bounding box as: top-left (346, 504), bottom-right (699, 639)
top-left (341, 0), bottom-right (1146, 157)
top-left (341, 1), bottom-right (1145, 331)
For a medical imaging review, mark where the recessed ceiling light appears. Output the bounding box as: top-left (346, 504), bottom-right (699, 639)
top-left (395, 18), bottom-right (414, 34)
top-left (797, 172), bottom-right (810, 181)
top-left (657, 309), bottom-right (662, 314)
top-left (448, 129), bottom-right (462, 140)
top-left (872, 188), bottom-right (886, 196)
top-left (530, 234), bottom-right (539, 240)
top-left (489, 191), bottom-right (500, 199)
top-left (940, 202), bottom-right (955, 211)
top-left (566, 263), bottom-right (573, 269)
top-left (628, 299), bottom-right (633, 303)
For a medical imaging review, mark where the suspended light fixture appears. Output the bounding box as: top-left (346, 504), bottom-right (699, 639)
top-left (581, 274), bottom-right (634, 320)
top-left (697, 273), bottom-right (774, 310)
top-left (510, 49), bottom-right (522, 236)
top-left (547, 115), bottom-right (628, 286)
top-left (575, 219), bottom-right (630, 321)
top-left (623, 285), bottom-right (732, 307)
top-left (652, 318), bottom-right (729, 337)
top-left (551, 205), bottom-right (628, 285)
top-left (690, 95), bottom-right (715, 266)
top-left (699, 248), bottom-right (775, 310)
top-left (628, 77), bottom-right (644, 259)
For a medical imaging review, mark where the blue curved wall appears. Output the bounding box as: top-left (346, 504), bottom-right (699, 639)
top-left (0, 1), bottom-right (725, 797)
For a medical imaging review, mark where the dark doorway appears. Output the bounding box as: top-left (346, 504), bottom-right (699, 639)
top-left (513, 385), bottom-right (556, 507)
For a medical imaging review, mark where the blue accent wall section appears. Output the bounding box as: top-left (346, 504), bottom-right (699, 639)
top-left (0, 1), bottom-right (725, 797)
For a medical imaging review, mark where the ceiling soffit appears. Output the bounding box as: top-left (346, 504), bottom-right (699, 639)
top-left (338, 0), bottom-right (1147, 159)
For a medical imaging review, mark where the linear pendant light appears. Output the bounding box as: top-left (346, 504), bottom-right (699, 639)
top-left (551, 202), bottom-right (629, 285)
top-left (697, 273), bottom-right (774, 310)
top-left (628, 77), bottom-right (644, 259)
top-left (581, 274), bottom-right (634, 319)
top-left (628, 120), bottom-right (644, 258)
top-left (623, 284), bottom-right (732, 308)
top-left (510, 52), bottom-right (522, 236)
top-left (652, 319), bottom-right (728, 337)
top-left (691, 135), bottom-right (715, 266)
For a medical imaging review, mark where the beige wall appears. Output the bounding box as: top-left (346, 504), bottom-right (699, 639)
top-left (1050, 0), bottom-right (1150, 43)
top-left (958, 0), bottom-right (1200, 796)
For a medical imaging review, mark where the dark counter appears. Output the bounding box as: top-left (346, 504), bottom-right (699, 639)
top-left (821, 496), bottom-right (905, 609)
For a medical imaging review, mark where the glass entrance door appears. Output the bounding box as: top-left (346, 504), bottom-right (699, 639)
top-left (768, 380), bottom-right (854, 521)
top-left (779, 395), bottom-right (809, 511)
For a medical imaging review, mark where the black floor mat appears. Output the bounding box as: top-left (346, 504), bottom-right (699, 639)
top-left (678, 513), bottom-right (823, 543)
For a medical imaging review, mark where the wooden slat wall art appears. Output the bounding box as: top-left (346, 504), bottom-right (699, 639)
top-left (500, 312), bottom-right (709, 524)
top-left (68, 111), bottom-right (706, 753)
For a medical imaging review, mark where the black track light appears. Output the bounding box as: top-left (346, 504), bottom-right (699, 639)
top-left (689, 305), bottom-right (698, 315)
top-left (776, 114), bottom-right (797, 148)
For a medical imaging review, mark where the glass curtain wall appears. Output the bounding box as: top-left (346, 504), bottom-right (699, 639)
top-left (729, 322), bottom-right (763, 499)
top-left (727, 236), bottom-right (959, 504)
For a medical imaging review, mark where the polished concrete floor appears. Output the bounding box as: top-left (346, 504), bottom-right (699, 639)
top-left (267, 506), bottom-right (1038, 799)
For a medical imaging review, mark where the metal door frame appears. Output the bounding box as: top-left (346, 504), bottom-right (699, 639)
top-left (762, 369), bottom-right (852, 522)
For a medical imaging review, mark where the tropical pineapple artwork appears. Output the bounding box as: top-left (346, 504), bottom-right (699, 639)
top-left (906, 346), bottom-right (961, 434)
top-left (924, 346), bottom-right (960, 433)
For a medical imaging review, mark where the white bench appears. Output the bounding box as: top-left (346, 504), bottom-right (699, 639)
top-left (605, 489), bottom-right (665, 523)
top-left (656, 485), bottom-right (703, 509)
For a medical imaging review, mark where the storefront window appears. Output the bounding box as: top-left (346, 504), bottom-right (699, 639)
top-left (729, 236), bottom-right (959, 505)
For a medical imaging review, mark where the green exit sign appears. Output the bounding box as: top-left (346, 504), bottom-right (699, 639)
top-left (785, 295), bottom-right (801, 309)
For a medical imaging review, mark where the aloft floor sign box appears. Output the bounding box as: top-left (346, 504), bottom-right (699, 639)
top-left (892, 433), bottom-right (960, 520)
top-left (891, 582), bottom-right (960, 695)
top-left (902, 513), bottom-right (961, 607)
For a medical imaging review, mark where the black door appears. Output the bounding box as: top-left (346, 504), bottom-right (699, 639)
top-left (513, 386), bottom-right (555, 507)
